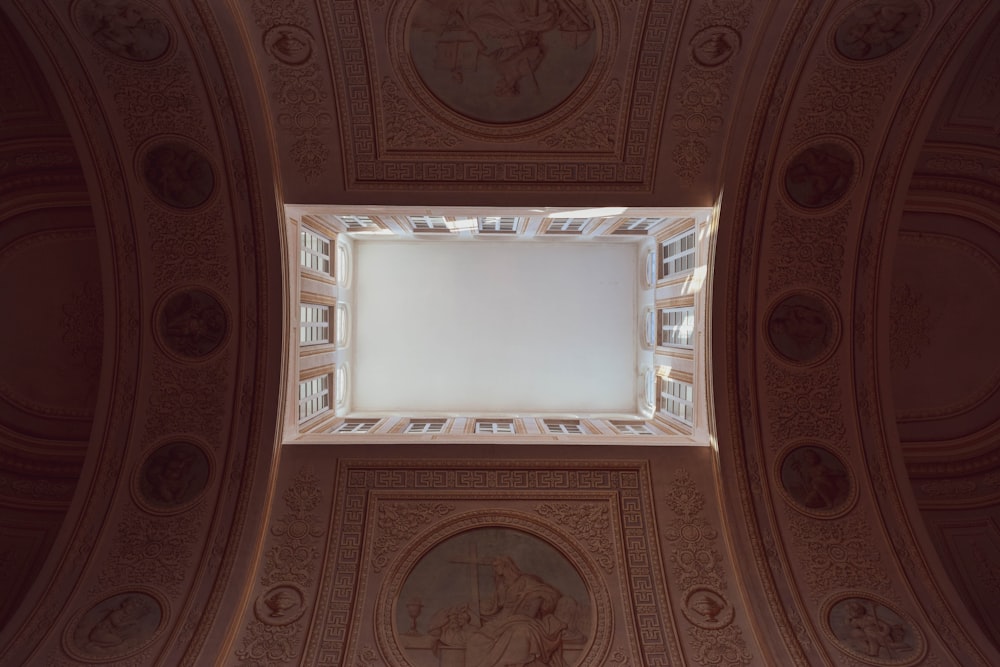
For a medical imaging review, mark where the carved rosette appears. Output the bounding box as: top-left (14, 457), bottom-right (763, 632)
top-left (62, 587), bottom-right (168, 663)
top-left (822, 592), bottom-right (926, 665)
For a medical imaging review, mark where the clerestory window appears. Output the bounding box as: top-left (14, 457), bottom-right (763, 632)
top-left (660, 229), bottom-right (696, 278)
top-left (660, 378), bottom-right (694, 425)
top-left (300, 304), bottom-right (331, 345)
top-left (475, 420), bottom-right (516, 434)
top-left (300, 227), bottom-right (331, 274)
top-left (659, 307), bottom-right (695, 348)
top-left (298, 375), bottom-right (331, 422)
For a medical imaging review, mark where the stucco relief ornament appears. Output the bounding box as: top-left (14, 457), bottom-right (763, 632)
top-left (74, 0), bottom-right (173, 62)
top-left (682, 587), bottom-right (735, 629)
top-left (264, 25), bottom-right (313, 65)
top-left (777, 443), bottom-right (856, 517)
top-left (690, 26), bottom-right (740, 68)
top-left (141, 139), bottom-right (216, 209)
top-left (834, 0), bottom-right (922, 61)
top-left (823, 594), bottom-right (926, 665)
top-left (64, 590), bottom-right (165, 662)
top-left (155, 288), bottom-right (229, 359)
top-left (406, 0), bottom-right (600, 123)
top-left (783, 139), bottom-right (858, 209)
top-left (766, 291), bottom-right (840, 365)
top-left (135, 440), bottom-right (211, 513)
top-left (254, 585), bottom-right (307, 625)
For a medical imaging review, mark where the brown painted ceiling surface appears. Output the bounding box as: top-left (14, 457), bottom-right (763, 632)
top-left (0, 0), bottom-right (999, 665)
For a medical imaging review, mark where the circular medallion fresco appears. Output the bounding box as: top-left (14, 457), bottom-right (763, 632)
top-left (141, 140), bottom-right (216, 209)
top-left (135, 441), bottom-right (211, 512)
top-left (393, 527), bottom-right (593, 667)
top-left (155, 288), bottom-right (229, 359)
top-left (74, 0), bottom-right (173, 62)
top-left (778, 444), bottom-right (855, 516)
top-left (407, 0), bottom-right (600, 123)
top-left (784, 140), bottom-right (856, 209)
top-left (766, 291), bottom-right (839, 365)
top-left (834, 1), bottom-right (922, 61)
top-left (65, 591), bottom-right (164, 662)
top-left (824, 594), bottom-right (925, 665)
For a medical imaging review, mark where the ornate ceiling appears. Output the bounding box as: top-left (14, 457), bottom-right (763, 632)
top-left (0, 0), bottom-right (999, 665)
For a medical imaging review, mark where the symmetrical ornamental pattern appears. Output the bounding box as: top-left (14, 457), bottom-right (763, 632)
top-left (298, 461), bottom-right (684, 667)
top-left (663, 469), bottom-right (752, 665)
top-left (235, 467), bottom-right (326, 665)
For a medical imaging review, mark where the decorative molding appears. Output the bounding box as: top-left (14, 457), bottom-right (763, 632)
top-left (787, 515), bottom-right (890, 598)
top-left (379, 77), bottom-right (459, 151)
top-left (792, 55), bottom-right (893, 144)
top-left (889, 281), bottom-right (931, 370)
top-left (765, 202), bottom-right (848, 298)
top-left (98, 506), bottom-right (204, 596)
top-left (534, 501), bottom-right (615, 572)
top-left (541, 79), bottom-right (622, 151)
top-left (671, 0), bottom-right (753, 184)
top-left (763, 359), bottom-right (847, 450)
top-left (147, 204), bottom-right (232, 291)
top-left (663, 469), bottom-right (752, 665)
top-left (249, 0), bottom-right (332, 181)
top-left (371, 501), bottom-right (454, 573)
top-left (235, 467), bottom-right (325, 665)
top-left (304, 461), bottom-right (683, 667)
top-left (105, 57), bottom-right (208, 148)
top-left (140, 354), bottom-right (230, 445)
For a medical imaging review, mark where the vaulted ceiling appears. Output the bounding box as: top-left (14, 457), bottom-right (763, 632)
top-left (1, 1), bottom-right (999, 665)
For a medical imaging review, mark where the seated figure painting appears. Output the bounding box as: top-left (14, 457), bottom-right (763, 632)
top-left (397, 528), bottom-right (591, 667)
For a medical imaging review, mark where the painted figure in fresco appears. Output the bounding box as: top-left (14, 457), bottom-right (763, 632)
top-left (429, 604), bottom-right (477, 647)
top-left (144, 144), bottom-right (214, 209)
top-left (785, 145), bottom-right (853, 208)
top-left (846, 600), bottom-right (911, 659)
top-left (145, 445), bottom-right (196, 504)
top-left (420, 0), bottom-right (593, 98)
top-left (790, 448), bottom-right (848, 510)
top-left (160, 290), bottom-right (226, 357)
top-left (85, 0), bottom-right (170, 61)
top-left (465, 556), bottom-right (568, 667)
top-left (86, 595), bottom-right (152, 650)
top-left (769, 299), bottom-right (829, 362)
top-left (837, 1), bottom-right (919, 60)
